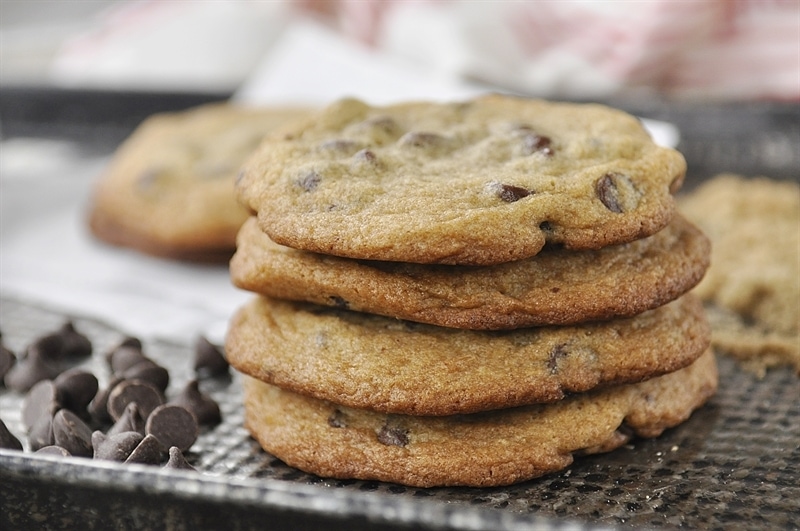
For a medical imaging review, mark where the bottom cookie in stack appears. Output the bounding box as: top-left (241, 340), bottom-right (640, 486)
top-left (241, 350), bottom-right (716, 488)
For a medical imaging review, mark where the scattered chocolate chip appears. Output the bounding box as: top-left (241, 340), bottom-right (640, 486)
top-left (193, 337), bottom-right (229, 379)
top-left (296, 171), bottom-right (322, 192)
top-left (0, 418), bottom-right (23, 451)
top-left (539, 221), bottom-right (553, 233)
top-left (548, 344), bottom-right (569, 375)
top-left (327, 409), bottom-right (347, 428)
top-left (0, 337), bottom-right (16, 383)
top-left (107, 379), bottom-right (165, 421)
top-left (4, 348), bottom-right (60, 393)
top-left (107, 344), bottom-right (147, 374)
top-left (93, 430), bottom-right (144, 462)
top-left (28, 412), bottom-right (55, 451)
top-left (377, 421), bottom-right (409, 447)
top-left (89, 376), bottom-right (123, 425)
top-left (125, 434), bottom-right (164, 465)
top-left (52, 409), bottom-right (93, 458)
top-left (34, 445), bottom-right (71, 457)
top-left (107, 402), bottom-right (146, 437)
top-left (27, 332), bottom-right (64, 363)
top-left (164, 446), bottom-right (196, 471)
top-left (57, 321), bottom-right (92, 359)
top-left (120, 359), bottom-right (169, 393)
top-left (22, 380), bottom-right (61, 431)
top-left (170, 380), bottom-right (221, 426)
top-left (145, 405), bottom-right (198, 452)
top-left (53, 369), bottom-right (98, 416)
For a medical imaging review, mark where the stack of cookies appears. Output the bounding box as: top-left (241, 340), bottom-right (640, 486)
top-left (226, 94), bottom-right (718, 488)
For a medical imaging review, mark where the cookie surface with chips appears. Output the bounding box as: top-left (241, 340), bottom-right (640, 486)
top-left (237, 95), bottom-right (686, 265)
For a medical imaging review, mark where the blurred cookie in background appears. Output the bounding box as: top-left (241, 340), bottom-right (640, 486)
top-left (88, 103), bottom-right (310, 262)
top-left (679, 173), bottom-right (800, 376)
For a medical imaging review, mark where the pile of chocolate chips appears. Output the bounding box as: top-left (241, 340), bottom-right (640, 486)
top-left (0, 322), bottom-right (229, 472)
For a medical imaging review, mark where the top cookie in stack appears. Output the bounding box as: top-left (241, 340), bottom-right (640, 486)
top-left (235, 95), bottom-right (686, 266)
top-left (227, 94), bottom-right (715, 488)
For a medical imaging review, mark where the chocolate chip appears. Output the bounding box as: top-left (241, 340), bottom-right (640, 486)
top-left (35, 445), bottom-right (71, 457)
top-left (22, 380), bottom-right (61, 431)
top-left (358, 116), bottom-right (402, 139)
top-left (120, 360), bottom-right (169, 393)
top-left (107, 379), bottom-right (165, 421)
top-left (52, 409), bottom-right (93, 458)
top-left (377, 421), bottom-right (409, 447)
top-left (164, 446), bottom-right (196, 471)
top-left (53, 369), bottom-right (98, 416)
top-left (398, 131), bottom-right (447, 149)
top-left (352, 149), bottom-right (378, 166)
top-left (27, 332), bottom-right (64, 363)
top-left (107, 402), bottom-right (146, 437)
top-left (498, 184), bottom-right (533, 203)
top-left (107, 344), bottom-right (147, 374)
top-left (595, 172), bottom-right (639, 213)
top-left (93, 430), bottom-right (144, 462)
top-left (548, 344), bottom-right (569, 375)
top-left (515, 127), bottom-right (553, 156)
top-left (193, 337), bottom-right (229, 379)
top-left (89, 376), bottom-right (123, 425)
top-left (4, 347), bottom-right (60, 393)
top-left (318, 139), bottom-right (363, 154)
top-left (170, 380), bottom-right (221, 426)
top-left (0, 418), bottom-right (23, 451)
top-left (125, 434), bottom-right (164, 465)
top-left (0, 338), bottom-right (16, 383)
top-left (296, 171), bottom-right (322, 192)
top-left (57, 321), bottom-right (92, 359)
top-left (327, 409), bottom-right (347, 428)
top-left (145, 405), bottom-right (198, 453)
top-left (486, 181), bottom-right (533, 203)
top-left (28, 413), bottom-right (55, 451)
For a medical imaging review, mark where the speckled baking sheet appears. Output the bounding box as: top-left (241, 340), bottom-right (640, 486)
top-left (1, 296), bottom-right (798, 531)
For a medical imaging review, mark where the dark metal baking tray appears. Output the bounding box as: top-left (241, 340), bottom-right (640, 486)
top-left (1, 88), bottom-right (799, 530)
top-left (2, 297), bottom-right (798, 531)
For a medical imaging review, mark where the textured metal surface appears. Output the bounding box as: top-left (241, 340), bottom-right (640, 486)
top-left (1, 297), bottom-right (798, 531)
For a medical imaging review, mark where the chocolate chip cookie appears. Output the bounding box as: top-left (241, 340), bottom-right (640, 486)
top-left (679, 173), bottom-right (800, 375)
top-left (236, 94), bottom-right (686, 265)
top-left (230, 213), bottom-right (709, 329)
top-left (88, 103), bottom-right (310, 261)
top-left (226, 294), bottom-right (710, 416)
top-left (242, 349), bottom-right (717, 488)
